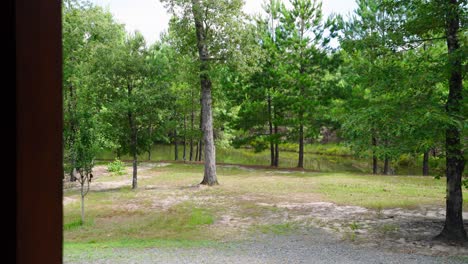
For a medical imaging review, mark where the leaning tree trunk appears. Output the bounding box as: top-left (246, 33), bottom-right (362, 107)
top-left (422, 150), bottom-right (429, 176)
top-left (437, 0), bottom-right (467, 242)
top-left (192, 0), bottom-right (217, 185)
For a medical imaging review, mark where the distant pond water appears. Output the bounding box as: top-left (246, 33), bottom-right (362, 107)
top-left (98, 144), bottom-right (426, 176)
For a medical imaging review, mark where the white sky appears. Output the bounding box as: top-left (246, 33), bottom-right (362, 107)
top-left (90, 0), bottom-right (357, 46)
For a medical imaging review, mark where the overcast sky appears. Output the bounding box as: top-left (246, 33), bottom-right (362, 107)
top-left (90, 0), bottom-right (357, 46)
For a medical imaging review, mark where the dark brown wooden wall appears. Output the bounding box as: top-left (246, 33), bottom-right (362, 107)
top-left (16, 0), bottom-right (63, 263)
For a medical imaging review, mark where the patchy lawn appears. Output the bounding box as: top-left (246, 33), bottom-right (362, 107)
top-left (63, 162), bottom-right (468, 260)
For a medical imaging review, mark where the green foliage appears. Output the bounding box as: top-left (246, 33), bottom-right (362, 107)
top-left (107, 159), bottom-right (125, 176)
top-left (64, 219), bottom-right (84, 230)
top-left (64, 0), bottom-right (466, 202)
top-left (349, 221), bottom-right (360, 231)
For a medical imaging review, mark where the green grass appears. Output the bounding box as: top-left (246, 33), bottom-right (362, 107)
top-left (65, 238), bottom-right (217, 250)
top-left (349, 221), bottom-right (360, 231)
top-left (253, 222), bottom-right (298, 235)
top-left (311, 173), bottom-right (467, 209)
top-left (64, 219), bottom-right (86, 231)
top-left (65, 200), bottom-right (216, 244)
top-left (64, 163), bottom-right (468, 259)
top-left (64, 239), bottom-right (220, 263)
top-left (97, 144), bottom-right (366, 173)
top-left (279, 143), bottom-right (353, 156)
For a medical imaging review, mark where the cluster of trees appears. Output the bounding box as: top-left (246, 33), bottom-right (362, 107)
top-left (63, 0), bottom-right (466, 241)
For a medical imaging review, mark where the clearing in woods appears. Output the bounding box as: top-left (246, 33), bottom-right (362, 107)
top-left (63, 162), bottom-right (468, 263)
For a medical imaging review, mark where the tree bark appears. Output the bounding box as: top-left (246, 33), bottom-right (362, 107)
top-left (197, 97), bottom-right (203, 161)
top-left (383, 156), bottom-right (390, 175)
top-left (268, 92), bottom-right (275, 167)
top-left (183, 115), bottom-right (187, 161)
top-left (70, 168), bottom-right (77, 183)
top-left (436, 0), bottom-right (467, 242)
top-left (132, 152), bottom-right (138, 189)
top-left (372, 136), bottom-right (378, 174)
top-left (192, 0), bottom-right (217, 185)
top-left (127, 84), bottom-right (138, 190)
top-left (174, 129), bottom-right (178, 161)
top-left (297, 26), bottom-right (305, 169)
top-left (148, 124), bottom-right (152, 161)
top-left (81, 192), bottom-right (85, 224)
top-left (422, 150), bottom-right (429, 176)
top-left (298, 122), bottom-right (304, 168)
top-left (195, 140), bottom-right (199, 161)
top-left (274, 124), bottom-right (279, 167)
top-left (190, 95), bottom-right (194, 161)
top-left (198, 141), bottom-right (203, 161)
top-left (67, 84), bottom-right (77, 182)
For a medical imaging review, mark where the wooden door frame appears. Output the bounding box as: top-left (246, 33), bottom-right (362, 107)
top-left (16, 0), bottom-right (63, 263)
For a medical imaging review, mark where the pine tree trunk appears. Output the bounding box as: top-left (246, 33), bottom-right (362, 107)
top-left (383, 156), bottom-right (390, 175)
top-left (195, 140), bottom-right (199, 161)
top-left (437, 0), bottom-right (467, 242)
top-left (198, 97), bottom-right (203, 161)
top-left (372, 136), bottom-right (378, 174)
top-left (127, 84), bottom-right (138, 190)
top-left (192, 0), bottom-right (217, 185)
top-left (190, 100), bottom-right (194, 161)
top-left (198, 140), bottom-right (203, 161)
top-left (148, 124), bottom-right (152, 161)
top-left (297, 29), bottom-right (305, 169)
top-left (183, 115), bottom-right (187, 161)
top-left (174, 129), bottom-right (178, 161)
top-left (70, 167), bottom-right (77, 182)
top-left (274, 124), bottom-right (279, 167)
top-left (422, 151), bottom-right (429, 176)
top-left (67, 84), bottom-right (77, 182)
top-left (268, 93), bottom-right (275, 167)
top-left (132, 153), bottom-right (137, 189)
top-left (298, 123), bottom-right (304, 168)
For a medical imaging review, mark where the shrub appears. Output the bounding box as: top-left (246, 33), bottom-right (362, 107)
top-left (107, 159), bottom-right (125, 175)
